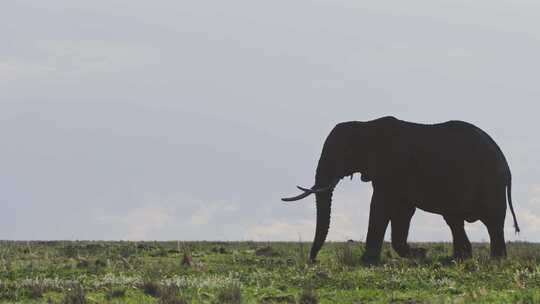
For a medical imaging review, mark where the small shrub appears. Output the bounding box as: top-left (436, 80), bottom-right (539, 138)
top-left (105, 288), bottom-right (126, 300)
top-left (336, 243), bottom-right (359, 267)
top-left (255, 246), bottom-right (280, 257)
top-left (76, 258), bottom-right (90, 268)
top-left (143, 260), bottom-right (174, 280)
top-left (151, 248), bottom-right (169, 257)
top-left (216, 283), bottom-right (241, 304)
top-left (62, 284), bottom-right (86, 304)
top-left (260, 295), bottom-right (295, 304)
top-left (182, 252), bottom-right (192, 266)
top-left (0, 282), bottom-right (18, 301)
top-left (295, 242), bottom-right (309, 265)
top-left (61, 245), bottom-right (79, 258)
top-left (94, 258), bottom-right (107, 268)
top-left (298, 288), bottom-right (318, 304)
top-left (119, 245), bottom-right (137, 258)
top-left (157, 285), bottom-right (188, 304)
top-left (29, 282), bottom-right (46, 299)
top-left (509, 289), bottom-right (540, 304)
top-left (462, 259), bottom-right (480, 272)
top-left (383, 248), bottom-right (394, 260)
top-left (211, 246), bottom-right (227, 254)
top-left (141, 280), bottom-right (160, 297)
top-left (168, 249), bottom-right (181, 254)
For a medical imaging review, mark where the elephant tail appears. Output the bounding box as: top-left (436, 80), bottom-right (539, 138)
top-left (472, 124), bottom-right (520, 233)
top-left (507, 175), bottom-right (520, 233)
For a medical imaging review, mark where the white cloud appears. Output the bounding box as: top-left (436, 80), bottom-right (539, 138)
top-left (123, 206), bottom-right (172, 240)
top-left (517, 187), bottom-right (540, 235)
top-left (91, 196), bottom-right (243, 241)
top-left (0, 40), bottom-right (158, 86)
top-left (530, 184), bottom-right (540, 205)
top-left (0, 58), bottom-right (57, 82)
top-left (190, 201), bottom-right (239, 227)
top-left (521, 211), bottom-right (540, 232)
top-left (245, 210), bottom-right (364, 242)
top-left (97, 205), bottom-right (172, 240)
top-left (510, 184), bottom-right (540, 239)
top-left (246, 220), bottom-right (313, 241)
top-left (189, 205), bottom-right (216, 226)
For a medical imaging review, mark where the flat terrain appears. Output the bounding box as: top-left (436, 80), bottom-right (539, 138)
top-left (1, 241), bottom-right (540, 303)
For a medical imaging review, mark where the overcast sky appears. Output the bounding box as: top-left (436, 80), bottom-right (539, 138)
top-left (1, 0), bottom-right (540, 242)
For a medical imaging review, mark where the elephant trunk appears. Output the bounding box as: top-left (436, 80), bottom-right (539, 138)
top-left (309, 151), bottom-right (338, 262)
top-left (310, 190), bottom-right (333, 261)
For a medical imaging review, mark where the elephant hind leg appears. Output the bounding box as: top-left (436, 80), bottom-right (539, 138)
top-left (444, 215), bottom-right (472, 260)
top-left (391, 205), bottom-right (423, 258)
top-left (479, 190), bottom-right (508, 258)
top-left (483, 218), bottom-right (507, 258)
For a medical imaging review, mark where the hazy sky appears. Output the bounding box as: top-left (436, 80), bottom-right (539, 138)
top-left (2, 0), bottom-right (540, 242)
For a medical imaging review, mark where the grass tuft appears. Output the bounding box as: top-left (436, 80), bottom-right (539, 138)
top-left (216, 283), bottom-right (241, 304)
top-left (182, 252), bottom-right (193, 267)
top-left (157, 285), bottom-right (189, 304)
top-left (29, 282), bottom-right (46, 299)
top-left (335, 243), bottom-right (361, 267)
top-left (105, 287), bottom-right (126, 300)
top-left (295, 241), bottom-right (309, 265)
top-left (298, 288), bottom-right (318, 304)
top-left (141, 280), bottom-right (161, 297)
top-left (61, 284), bottom-right (86, 304)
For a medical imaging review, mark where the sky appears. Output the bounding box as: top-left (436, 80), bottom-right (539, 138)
top-left (1, 0), bottom-right (540, 242)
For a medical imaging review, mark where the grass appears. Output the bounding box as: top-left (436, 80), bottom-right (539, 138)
top-left (335, 242), bottom-right (363, 267)
top-left (61, 284), bottom-right (85, 304)
top-left (216, 283), bottom-right (241, 304)
top-left (298, 287), bottom-right (318, 304)
top-left (0, 241), bottom-right (539, 303)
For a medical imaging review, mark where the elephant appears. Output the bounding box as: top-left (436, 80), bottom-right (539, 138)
top-left (282, 116), bottom-right (520, 263)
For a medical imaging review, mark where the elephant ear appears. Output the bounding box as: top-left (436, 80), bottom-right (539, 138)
top-left (364, 117), bottom-right (414, 181)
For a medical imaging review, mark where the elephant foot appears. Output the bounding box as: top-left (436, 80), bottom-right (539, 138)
top-left (452, 250), bottom-right (472, 261)
top-left (452, 255), bottom-right (471, 262)
top-left (441, 251), bottom-right (472, 264)
top-left (439, 256), bottom-right (456, 265)
top-left (361, 252), bottom-right (380, 266)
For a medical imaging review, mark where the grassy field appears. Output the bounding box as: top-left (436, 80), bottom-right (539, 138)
top-left (1, 241), bottom-right (540, 303)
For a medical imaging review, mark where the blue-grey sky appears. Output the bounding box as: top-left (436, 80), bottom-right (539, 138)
top-left (1, 0), bottom-right (539, 242)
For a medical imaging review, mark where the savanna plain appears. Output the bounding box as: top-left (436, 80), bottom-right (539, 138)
top-left (1, 241), bottom-right (540, 303)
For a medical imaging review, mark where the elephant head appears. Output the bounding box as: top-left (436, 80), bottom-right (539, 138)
top-left (282, 117), bottom-right (401, 262)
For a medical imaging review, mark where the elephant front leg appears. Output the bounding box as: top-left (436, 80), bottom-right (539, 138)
top-left (362, 191), bottom-right (391, 264)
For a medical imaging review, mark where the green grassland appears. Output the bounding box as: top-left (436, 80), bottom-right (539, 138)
top-left (1, 241), bottom-right (540, 303)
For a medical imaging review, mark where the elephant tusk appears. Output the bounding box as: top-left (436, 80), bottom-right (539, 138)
top-left (282, 180), bottom-right (339, 202)
top-left (281, 191), bottom-right (312, 202)
top-left (281, 184), bottom-right (327, 202)
top-left (297, 185), bottom-right (330, 193)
